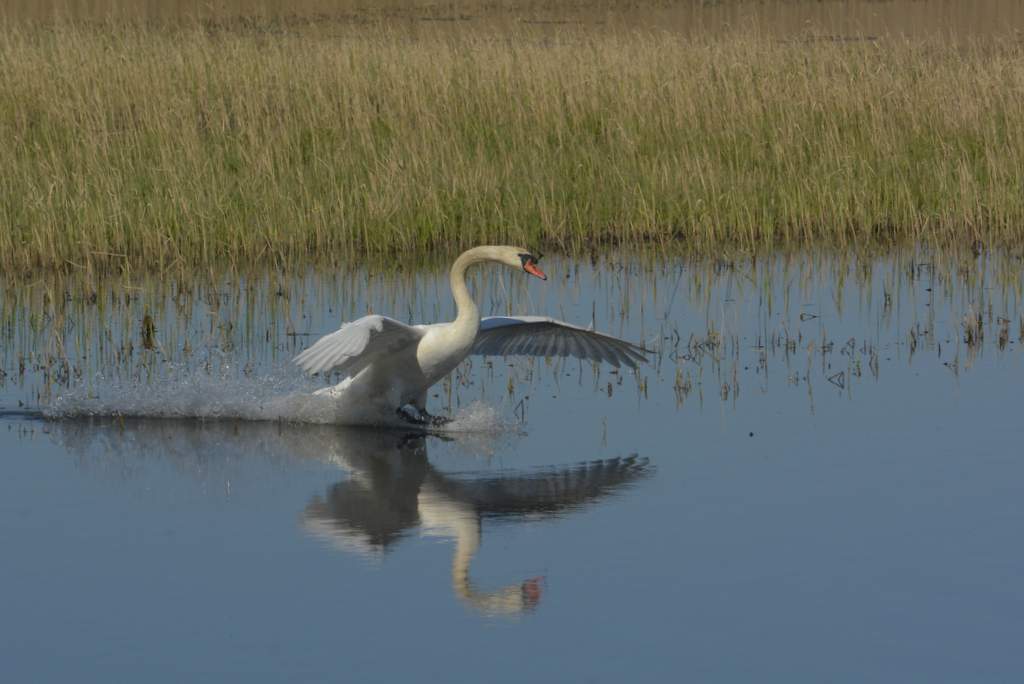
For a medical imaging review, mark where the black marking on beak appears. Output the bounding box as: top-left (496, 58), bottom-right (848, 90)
top-left (519, 252), bottom-right (547, 280)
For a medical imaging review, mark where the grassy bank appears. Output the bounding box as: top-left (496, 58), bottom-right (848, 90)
top-left (2, 21), bottom-right (1024, 273)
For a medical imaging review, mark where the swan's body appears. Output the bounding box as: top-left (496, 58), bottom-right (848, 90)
top-left (294, 246), bottom-right (647, 424)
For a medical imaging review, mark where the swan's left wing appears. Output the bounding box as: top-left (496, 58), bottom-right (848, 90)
top-left (470, 316), bottom-right (648, 369)
top-left (293, 314), bottom-right (424, 377)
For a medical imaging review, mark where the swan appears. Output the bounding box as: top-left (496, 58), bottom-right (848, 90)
top-left (293, 245), bottom-right (648, 426)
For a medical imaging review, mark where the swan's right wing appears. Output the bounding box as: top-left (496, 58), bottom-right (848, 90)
top-left (293, 314), bottom-right (424, 377)
top-left (471, 316), bottom-right (648, 369)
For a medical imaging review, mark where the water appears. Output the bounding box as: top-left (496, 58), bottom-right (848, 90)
top-left (2, 249), bottom-right (1024, 682)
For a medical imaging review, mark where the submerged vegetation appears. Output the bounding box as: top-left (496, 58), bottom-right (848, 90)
top-left (2, 3), bottom-right (1024, 273)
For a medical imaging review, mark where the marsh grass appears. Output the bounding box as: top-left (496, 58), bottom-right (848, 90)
top-left (3, 248), bottom-right (1020, 414)
top-left (3, 20), bottom-right (1024, 273)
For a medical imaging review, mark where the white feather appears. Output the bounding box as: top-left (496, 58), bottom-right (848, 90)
top-left (293, 315), bottom-right (425, 377)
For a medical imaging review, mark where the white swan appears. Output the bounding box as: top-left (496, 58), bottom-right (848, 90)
top-left (294, 246), bottom-right (647, 425)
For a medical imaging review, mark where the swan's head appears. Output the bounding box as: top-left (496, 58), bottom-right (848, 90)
top-left (461, 245), bottom-right (547, 280)
top-left (499, 246), bottom-right (547, 281)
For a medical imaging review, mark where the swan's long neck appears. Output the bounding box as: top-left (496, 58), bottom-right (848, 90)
top-left (449, 246), bottom-right (502, 326)
top-left (450, 515), bottom-right (530, 615)
top-left (418, 481), bottom-right (530, 615)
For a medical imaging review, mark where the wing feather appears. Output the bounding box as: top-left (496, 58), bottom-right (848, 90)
top-left (574, 330), bottom-right (605, 366)
top-left (471, 316), bottom-right (648, 369)
top-left (293, 315), bottom-right (425, 377)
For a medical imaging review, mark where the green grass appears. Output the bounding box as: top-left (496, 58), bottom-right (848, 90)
top-left (2, 21), bottom-right (1024, 273)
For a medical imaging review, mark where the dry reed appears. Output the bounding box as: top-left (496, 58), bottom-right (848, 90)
top-left (2, 19), bottom-right (1024, 273)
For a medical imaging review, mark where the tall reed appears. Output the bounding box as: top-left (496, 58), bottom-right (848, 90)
top-left (2, 22), bottom-right (1024, 273)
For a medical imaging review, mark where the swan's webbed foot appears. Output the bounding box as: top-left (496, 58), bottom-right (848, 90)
top-left (397, 405), bottom-right (426, 425)
top-left (396, 404), bottom-right (451, 428)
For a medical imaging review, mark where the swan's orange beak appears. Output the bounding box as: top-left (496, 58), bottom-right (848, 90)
top-left (524, 261), bottom-right (547, 280)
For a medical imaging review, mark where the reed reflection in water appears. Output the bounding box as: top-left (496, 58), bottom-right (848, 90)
top-left (5, 249), bottom-right (1021, 424)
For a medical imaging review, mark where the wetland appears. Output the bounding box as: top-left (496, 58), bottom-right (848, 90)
top-left (3, 248), bottom-right (1024, 681)
top-left (3, 1), bottom-right (1024, 681)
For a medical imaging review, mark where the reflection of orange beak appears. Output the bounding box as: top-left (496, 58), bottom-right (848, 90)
top-left (524, 262), bottom-right (547, 280)
top-left (522, 576), bottom-right (544, 609)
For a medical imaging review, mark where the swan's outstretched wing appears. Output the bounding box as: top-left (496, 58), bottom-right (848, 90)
top-left (471, 316), bottom-right (648, 369)
top-left (293, 315), bottom-right (424, 377)
top-left (429, 455), bottom-right (651, 519)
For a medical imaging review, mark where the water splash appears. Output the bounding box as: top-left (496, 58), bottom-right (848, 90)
top-left (44, 366), bottom-right (509, 432)
top-left (439, 402), bottom-right (508, 433)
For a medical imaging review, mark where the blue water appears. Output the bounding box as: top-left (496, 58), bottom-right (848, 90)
top-left (2, 251), bottom-right (1023, 682)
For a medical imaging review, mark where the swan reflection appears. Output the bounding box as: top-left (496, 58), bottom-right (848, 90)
top-left (49, 419), bottom-right (650, 616)
top-left (302, 429), bottom-right (650, 615)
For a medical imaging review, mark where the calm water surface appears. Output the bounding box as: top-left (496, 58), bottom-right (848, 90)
top-left (2, 250), bottom-right (1023, 682)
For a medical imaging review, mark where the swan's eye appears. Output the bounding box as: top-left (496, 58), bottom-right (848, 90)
top-left (518, 253), bottom-right (535, 268)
